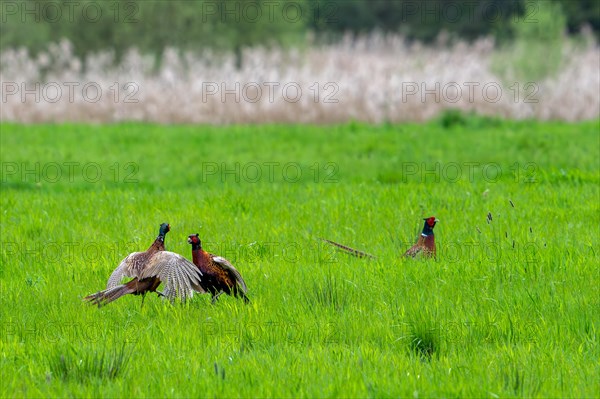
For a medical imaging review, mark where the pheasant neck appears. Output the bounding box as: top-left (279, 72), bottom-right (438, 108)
top-left (148, 235), bottom-right (165, 252)
top-left (191, 247), bottom-right (211, 272)
top-left (421, 226), bottom-right (434, 236)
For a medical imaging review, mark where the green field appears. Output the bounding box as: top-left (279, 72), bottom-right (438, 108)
top-left (1, 119), bottom-right (598, 397)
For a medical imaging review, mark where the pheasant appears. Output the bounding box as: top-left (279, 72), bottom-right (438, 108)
top-left (188, 233), bottom-right (250, 304)
top-left (321, 216), bottom-right (439, 259)
top-left (84, 223), bottom-right (205, 307)
top-left (402, 216), bottom-right (439, 258)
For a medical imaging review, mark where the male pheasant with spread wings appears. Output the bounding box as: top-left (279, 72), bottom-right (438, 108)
top-left (84, 223), bottom-right (205, 307)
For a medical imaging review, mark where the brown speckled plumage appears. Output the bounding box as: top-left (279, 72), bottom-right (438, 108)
top-left (84, 223), bottom-right (205, 307)
top-left (402, 217), bottom-right (438, 258)
top-left (188, 234), bottom-right (249, 304)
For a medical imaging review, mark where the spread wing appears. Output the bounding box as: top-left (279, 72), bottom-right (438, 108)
top-left (106, 252), bottom-right (144, 288)
top-left (141, 251), bottom-right (205, 301)
top-left (212, 255), bottom-right (248, 293)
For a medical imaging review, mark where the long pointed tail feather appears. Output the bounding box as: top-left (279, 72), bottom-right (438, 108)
top-left (319, 238), bottom-right (377, 259)
top-left (83, 284), bottom-right (135, 307)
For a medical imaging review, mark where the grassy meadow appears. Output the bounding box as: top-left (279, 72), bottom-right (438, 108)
top-left (1, 118), bottom-right (599, 397)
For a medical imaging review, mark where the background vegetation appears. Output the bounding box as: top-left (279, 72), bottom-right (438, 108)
top-left (1, 0), bottom-right (599, 60)
top-left (1, 0), bottom-right (598, 123)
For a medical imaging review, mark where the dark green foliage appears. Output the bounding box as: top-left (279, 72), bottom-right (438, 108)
top-left (0, 0), bottom-right (308, 61)
top-left (438, 109), bottom-right (469, 129)
top-left (47, 343), bottom-right (132, 382)
top-left (555, 0), bottom-right (600, 35)
top-left (311, 0), bottom-right (598, 42)
top-left (311, 0), bottom-right (522, 42)
top-left (407, 322), bottom-right (439, 360)
top-left (438, 110), bottom-right (503, 130)
top-left (1, 0), bottom-right (597, 62)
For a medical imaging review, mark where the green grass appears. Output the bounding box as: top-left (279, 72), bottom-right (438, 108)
top-left (1, 119), bottom-right (599, 398)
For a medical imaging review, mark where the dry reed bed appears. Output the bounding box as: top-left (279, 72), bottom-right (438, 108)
top-left (1, 36), bottom-right (598, 123)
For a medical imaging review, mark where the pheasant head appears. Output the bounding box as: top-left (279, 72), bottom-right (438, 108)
top-left (152, 222), bottom-right (170, 249)
top-left (159, 223), bottom-right (171, 237)
top-left (187, 233), bottom-right (201, 250)
top-left (421, 217), bottom-right (439, 236)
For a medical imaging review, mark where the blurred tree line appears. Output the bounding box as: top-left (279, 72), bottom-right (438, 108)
top-left (311, 0), bottom-right (598, 41)
top-left (1, 0), bottom-right (598, 60)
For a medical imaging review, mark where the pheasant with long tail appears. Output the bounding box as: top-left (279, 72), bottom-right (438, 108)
top-left (84, 223), bottom-right (205, 307)
top-left (322, 216), bottom-right (439, 259)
